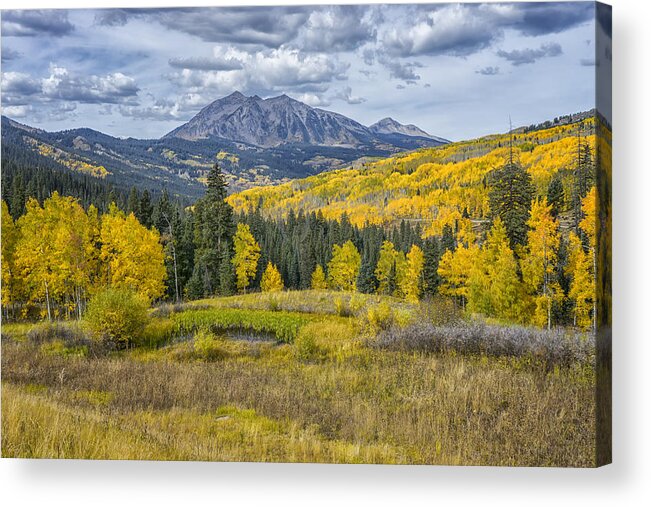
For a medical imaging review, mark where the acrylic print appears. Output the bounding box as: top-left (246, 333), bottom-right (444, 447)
top-left (0, 2), bottom-right (611, 467)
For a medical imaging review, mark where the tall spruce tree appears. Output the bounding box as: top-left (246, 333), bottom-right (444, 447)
top-left (488, 162), bottom-right (534, 250)
top-left (190, 163), bottom-right (235, 296)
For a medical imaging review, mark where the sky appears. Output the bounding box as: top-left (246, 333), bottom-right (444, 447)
top-left (0, 2), bottom-right (610, 141)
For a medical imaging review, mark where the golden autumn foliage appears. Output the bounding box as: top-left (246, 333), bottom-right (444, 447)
top-left (228, 118), bottom-right (597, 237)
top-left (402, 244), bottom-right (425, 302)
top-left (100, 204), bottom-right (167, 303)
top-left (521, 198), bottom-right (562, 329)
top-left (327, 241), bottom-right (361, 292)
top-left (260, 262), bottom-right (284, 292)
top-left (310, 264), bottom-right (327, 290)
top-left (1, 201), bottom-right (18, 309)
top-left (232, 223), bottom-right (261, 292)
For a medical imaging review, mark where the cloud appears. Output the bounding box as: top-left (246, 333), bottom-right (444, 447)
top-left (118, 93), bottom-right (206, 121)
top-left (497, 43), bottom-right (563, 66)
top-left (378, 56), bottom-right (423, 81)
top-left (95, 7), bottom-right (309, 48)
top-left (297, 6), bottom-right (377, 52)
top-left (332, 86), bottom-right (366, 105)
top-left (1, 10), bottom-right (74, 37)
top-left (476, 66), bottom-right (500, 75)
top-left (1, 72), bottom-right (41, 99)
top-left (1, 47), bottom-right (21, 63)
top-left (168, 56), bottom-right (243, 71)
top-left (379, 2), bottom-right (592, 58)
top-left (2, 105), bottom-right (30, 118)
top-left (41, 65), bottom-right (140, 104)
top-left (580, 58), bottom-right (596, 67)
top-left (396, 84), bottom-right (405, 90)
top-left (168, 46), bottom-right (348, 97)
top-left (294, 93), bottom-right (331, 108)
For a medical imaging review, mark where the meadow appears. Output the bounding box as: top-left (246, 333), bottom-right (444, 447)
top-left (1, 290), bottom-right (597, 466)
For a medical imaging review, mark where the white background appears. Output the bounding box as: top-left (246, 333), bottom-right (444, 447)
top-left (1, 0), bottom-right (649, 505)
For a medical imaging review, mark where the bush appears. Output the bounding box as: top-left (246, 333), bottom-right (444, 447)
top-left (85, 288), bottom-right (149, 348)
top-left (365, 302), bottom-right (394, 334)
top-left (294, 328), bottom-right (323, 362)
top-left (193, 328), bottom-right (230, 361)
top-left (138, 318), bottom-right (175, 348)
top-left (373, 321), bottom-right (595, 368)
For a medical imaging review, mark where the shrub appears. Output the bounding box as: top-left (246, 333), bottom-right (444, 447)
top-left (373, 321), bottom-right (595, 368)
top-left (365, 302), bottom-right (394, 334)
top-left (294, 328), bottom-right (323, 362)
top-left (193, 328), bottom-right (230, 361)
top-left (334, 296), bottom-right (350, 317)
top-left (85, 288), bottom-right (149, 348)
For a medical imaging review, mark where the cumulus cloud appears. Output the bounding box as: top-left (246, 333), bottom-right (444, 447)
top-left (497, 43), bottom-right (563, 66)
top-left (2, 10), bottom-right (74, 37)
top-left (167, 46), bottom-right (348, 97)
top-left (476, 66), bottom-right (500, 75)
top-left (332, 86), bottom-right (366, 105)
top-left (2, 105), bottom-right (30, 118)
top-left (378, 2), bottom-right (592, 58)
top-left (378, 56), bottom-right (423, 81)
top-left (294, 93), bottom-right (331, 108)
top-left (296, 5), bottom-right (377, 52)
top-left (41, 65), bottom-right (140, 103)
top-left (1, 72), bottom-right (41, 99)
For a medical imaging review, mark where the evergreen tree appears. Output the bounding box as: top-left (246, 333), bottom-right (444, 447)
top-left (127, 187), bottom-right (140, 217)
top-left (191, 163), bottom-right (235, 296)
top-left (547, 174), bottom-right (565, 219)
top-left (488, 162), bottom-right (534, 250)
top-left (139, 189), bottom-right (153, 228)
top-left (440, 224), bottom-right (456, 253)
top-left (422, 237), bottom-right (441, 297)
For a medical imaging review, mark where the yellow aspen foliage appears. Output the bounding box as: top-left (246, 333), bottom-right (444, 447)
top-left (260, 262), bottom-right (284, 292)
top-left (566, 232), bottom-right (594, 330)
top-left (232, 223), bottom-right (261, 292)
top-left (100, 204), bottom-right (166, 302)
top-left (14, 193), bottom-right (96, 320)
top-left (310, 264), bottom-right (327, 290)
top-left (1, 200), bottom-right (18, 309)
top-left (521, 198), bottom-right (561, 329)
top-left (327, 240), bottom-right (361, 292)
top-left (402, 244), bottom-right (424, 302)
top-left (467, 218), bottom-right (523, 322)
top-left (437, 243), bottom-right (479, 308)
top-left (375, 241), bottom-right (399, 295)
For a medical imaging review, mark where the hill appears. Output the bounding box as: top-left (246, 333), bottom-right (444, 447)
top-left (227, 112), bottom-right (603, 237)
top-left (1, 93), bottom-right (447, 196)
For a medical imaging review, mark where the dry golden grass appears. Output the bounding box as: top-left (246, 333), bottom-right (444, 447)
top-left (1, 330), bottom-right (596, 466)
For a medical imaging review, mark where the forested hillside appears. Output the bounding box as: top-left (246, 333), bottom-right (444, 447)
top-left (228, 114), bottom-right (598, 236)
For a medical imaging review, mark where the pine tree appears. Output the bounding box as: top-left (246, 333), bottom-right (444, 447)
top-left (192, 163), bottom-right (235, 296)
top-left (488, 162), bottom-right (534, 250)
top-left (547, 174), bottom-right (565, 219)
top-left (422, 237), bottom-right (441, 297)
top-left (127, 187), bottom-right (140, 217)
top-left (139, 189), bottom-right (153, 229)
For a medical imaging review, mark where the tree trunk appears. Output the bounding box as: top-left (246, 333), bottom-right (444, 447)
top-left (44, 280), bottom-right (52, 321)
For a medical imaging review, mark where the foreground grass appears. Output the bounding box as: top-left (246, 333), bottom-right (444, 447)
top-left (1, 383), bottom-right (401, 463)
top-left (1, 292), bottom-right (597, 466)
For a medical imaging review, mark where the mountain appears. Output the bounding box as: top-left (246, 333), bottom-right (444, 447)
top-left (369, 117), bottom-right (449, 144)
top-left (227, 112), bottom-right (602, 235)
top-left (164, 91), bottom-right (447, 149)
top-left (1, 94), bottom-right (448, 199)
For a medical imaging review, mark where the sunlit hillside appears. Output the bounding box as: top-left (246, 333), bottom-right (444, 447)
top-left (228, 116), bottom-right (598, 237)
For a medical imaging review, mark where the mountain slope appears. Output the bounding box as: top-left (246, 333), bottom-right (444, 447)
top-left (228, 113), bottom-right (603, 237)
top-left (164, 92), bottom-right (446, 149)
top-left (369, 117), bottom-right (449, 144)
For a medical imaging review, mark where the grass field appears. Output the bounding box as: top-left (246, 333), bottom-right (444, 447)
top-left (1, 291), bottom-right (597, 466)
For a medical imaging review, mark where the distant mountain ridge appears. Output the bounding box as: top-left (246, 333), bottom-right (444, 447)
top-left (369, 117), bottom-right (449, 143)
top-left (164, 91), bottom-right (448, 149)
